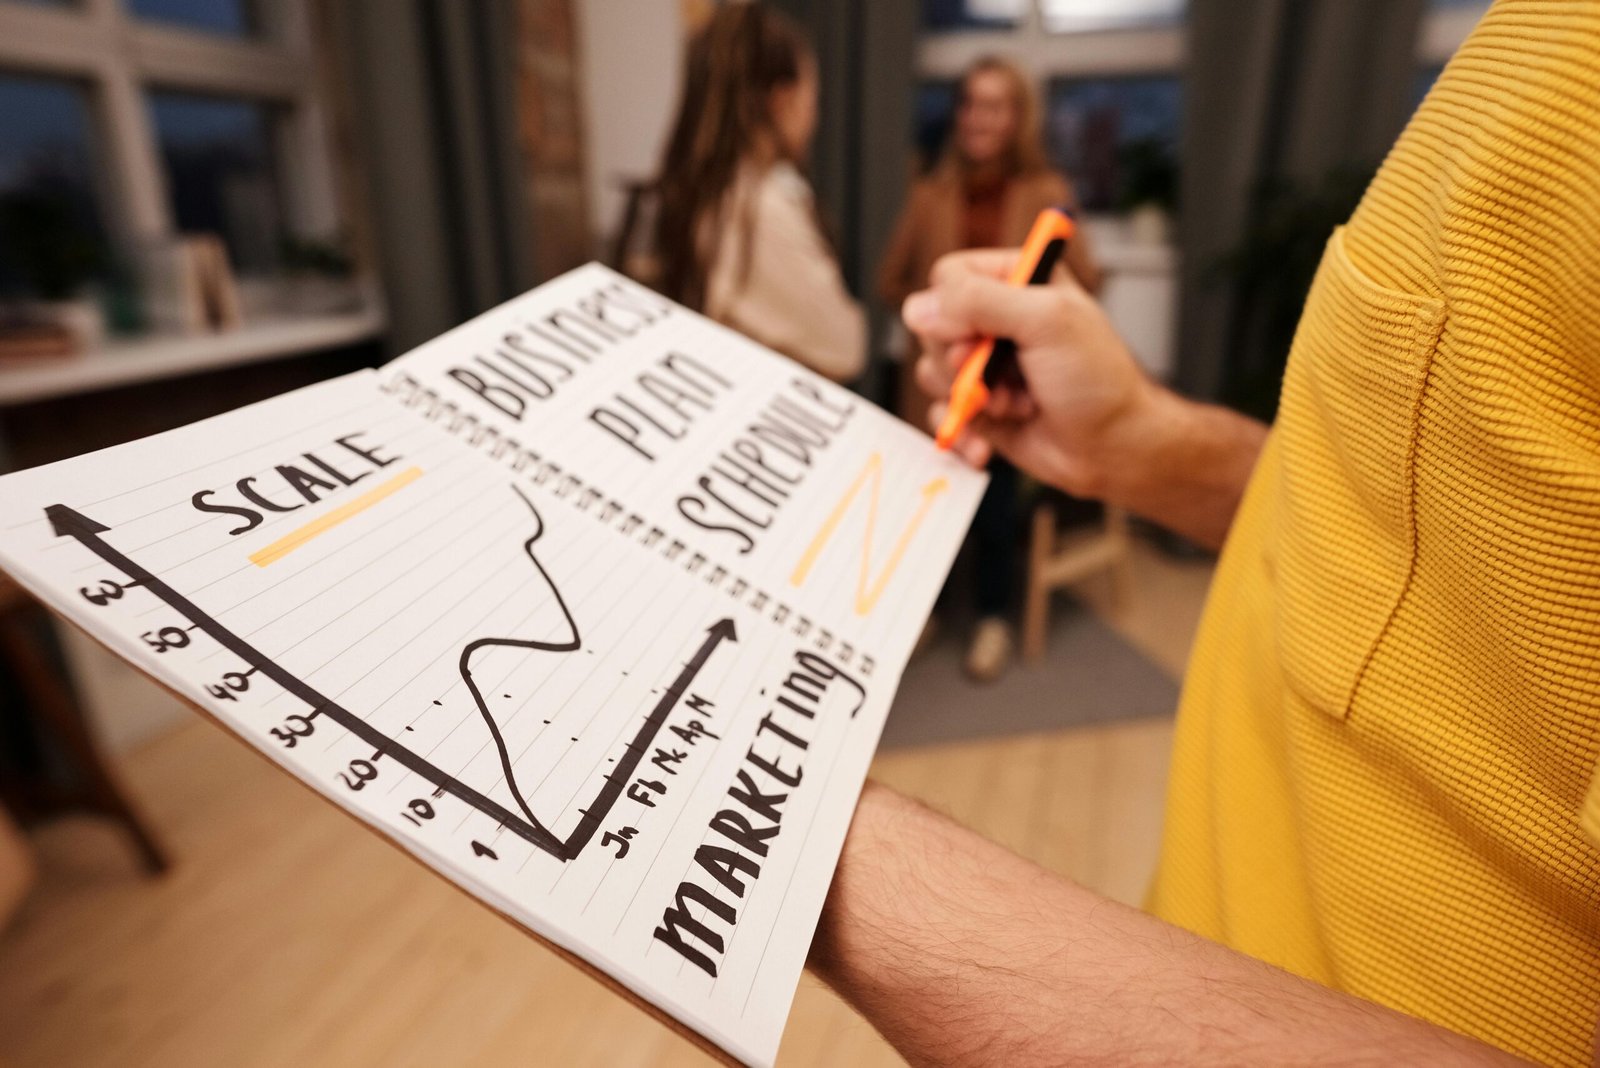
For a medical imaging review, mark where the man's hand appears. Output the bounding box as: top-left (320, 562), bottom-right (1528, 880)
top-left (904, 249), bottom-right (1270, 550)
top-left (907, 249), bottom-right (1154, 497)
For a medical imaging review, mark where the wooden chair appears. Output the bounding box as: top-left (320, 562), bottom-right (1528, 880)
top-left (1022, 501), bottom-right (1134, 663)
top-left (0, 801), bottom-right (33, 931)
top-left (0, 577), bottom-right (168, 874)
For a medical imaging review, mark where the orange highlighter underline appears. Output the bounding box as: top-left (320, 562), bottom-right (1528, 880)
top-left (249, 466), bottom-right (424, 567)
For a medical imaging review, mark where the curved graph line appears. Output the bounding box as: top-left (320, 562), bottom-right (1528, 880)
top-left (458, 484), bottom-right (581, 843)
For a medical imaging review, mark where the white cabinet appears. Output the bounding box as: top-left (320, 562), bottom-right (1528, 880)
top-left (1084, 215), bottom-right (1179, 382)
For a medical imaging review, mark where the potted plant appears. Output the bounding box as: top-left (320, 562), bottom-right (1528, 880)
top-left (0, 188), bottom-right (107, 350)
top-left (1215, 164), bottom-right (1375, 419)
top-left (276, 234), bottom-right (363, 317)
top-left (1116, 137), bottom-right (1179, 245)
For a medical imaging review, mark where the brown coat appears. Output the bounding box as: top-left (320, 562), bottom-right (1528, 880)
top-left (877, 167), bottom-right (1102, 429)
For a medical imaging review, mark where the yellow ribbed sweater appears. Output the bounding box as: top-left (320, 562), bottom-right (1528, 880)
top-left (1146, 3), bottom-right (1600, 1065)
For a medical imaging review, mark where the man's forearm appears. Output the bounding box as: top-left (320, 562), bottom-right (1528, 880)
top-left (1100, 385), bottom-right (1269, 551)
top-left (810, 783), bottom-right (1524, 1068)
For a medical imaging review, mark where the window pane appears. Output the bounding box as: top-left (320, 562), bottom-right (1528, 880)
top-left (149, 91), bottom-right (285, 274)
top-left (1048, 76), bottom-right (1182, 213)
top-left (1040, 0), bottom-right (1185, 34)
top-left (0, 73), bottom-right (109, 300)
top-left (922, 0), bottom-right (1024, 33)
top-left (129, 0), bottom-right (255, 37)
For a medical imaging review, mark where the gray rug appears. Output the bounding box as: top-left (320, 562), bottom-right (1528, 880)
top-left (880, 603), bottom-right (1179, 751)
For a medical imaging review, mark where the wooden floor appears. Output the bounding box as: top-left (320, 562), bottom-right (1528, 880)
top-left (0, 539), bottom-right (1211, 1068)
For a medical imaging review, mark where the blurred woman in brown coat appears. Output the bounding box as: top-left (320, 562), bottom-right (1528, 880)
top-left (879, 57), bottom-right (1101, 681)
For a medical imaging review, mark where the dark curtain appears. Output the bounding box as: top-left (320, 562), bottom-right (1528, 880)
top-left (1177, 0), bottom-right (1427, 417)
top-left (769, 0), bottom-right (919, 403)
top-left (326, 0), bottom-right (540, 354)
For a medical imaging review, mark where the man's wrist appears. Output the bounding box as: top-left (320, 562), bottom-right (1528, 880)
top-left (1093, 379), bottom-right (1188, 508)
top-left (1094, 382), bottom-right (1266, 550)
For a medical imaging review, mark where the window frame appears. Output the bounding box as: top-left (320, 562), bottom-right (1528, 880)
top-left (0, 0), bottom-right (338, 263)
top-left (917, 5), bottom-right (1184, 213)
top-left (915, 0), bottom-right (1491, 172)
top-left (918, 9), bottom-right (1183, 85)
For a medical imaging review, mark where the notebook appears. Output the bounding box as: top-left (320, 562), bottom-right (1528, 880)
top-left (0, 264), bottom-right (984, 1067)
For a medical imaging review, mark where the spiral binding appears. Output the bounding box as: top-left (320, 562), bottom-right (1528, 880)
top-left (381, 371), bottom-right (876, 678)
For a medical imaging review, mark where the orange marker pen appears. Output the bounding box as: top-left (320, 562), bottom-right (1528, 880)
top-left (934, 206), bottom-right (1076, 450)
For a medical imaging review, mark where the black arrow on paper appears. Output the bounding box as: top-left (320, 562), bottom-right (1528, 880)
top-left (47, 503), bottom-right (740, 863)
top-left (563, 618), bottom-right (737, 859)
top-left (46, 502), bottom-right (566, 859)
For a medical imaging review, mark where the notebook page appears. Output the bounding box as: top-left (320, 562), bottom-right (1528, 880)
top-left (382, 262), bottom-right (987, 678)
top-left (0, 358), bottom-right (979, 1065)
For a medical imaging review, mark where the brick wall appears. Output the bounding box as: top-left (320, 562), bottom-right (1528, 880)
top-left (515, 0), bottom-right (593, 278)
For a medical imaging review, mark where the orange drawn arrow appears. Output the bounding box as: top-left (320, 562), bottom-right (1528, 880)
top-left (789, 452), bottom-right (949, 616)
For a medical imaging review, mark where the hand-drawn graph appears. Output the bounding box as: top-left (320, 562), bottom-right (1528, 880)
top-left (789, 452), bottom-right (949, 615)
top-left (45, 486), bottom-right (737, 863)
top-left (459, 485), bottom-right (583, 848)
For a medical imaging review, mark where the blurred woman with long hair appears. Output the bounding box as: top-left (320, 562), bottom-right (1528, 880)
top-left (879, 56), bottom-right (1102, 681)
top-left (645, 4), bottom-right (864, 382)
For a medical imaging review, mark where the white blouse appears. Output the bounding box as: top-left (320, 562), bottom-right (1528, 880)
top-left (703, 161), bottom-right (867, 383)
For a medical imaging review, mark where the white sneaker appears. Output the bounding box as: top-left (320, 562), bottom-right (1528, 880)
top-left (964, 617), bottom-right (1012, 683)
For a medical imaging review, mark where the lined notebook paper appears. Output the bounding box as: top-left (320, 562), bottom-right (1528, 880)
top-left (0, 264), bottom-right (984, 1067)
